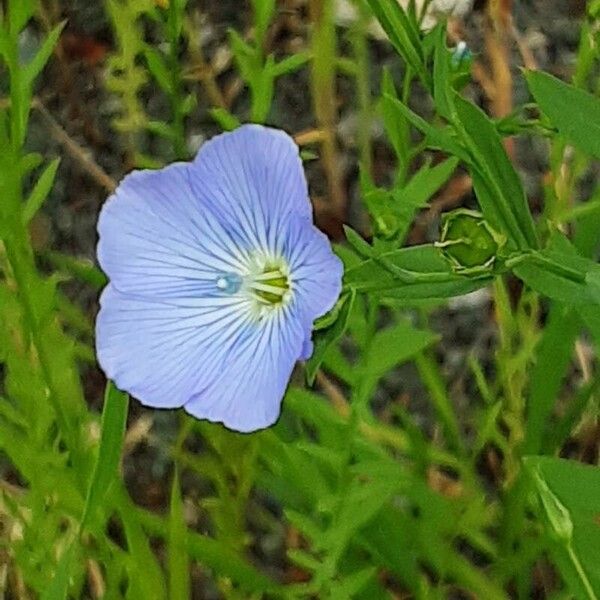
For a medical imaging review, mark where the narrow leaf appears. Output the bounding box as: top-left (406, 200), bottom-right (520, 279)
top-left (22, 158), bottom-right (60, 223)
top-left (306, 290), bottom-right (356, 384)
top-left (527, 70), bottom-right (600, 159)
top-left (523, 305), bottom-right (581, 454)
top-left (432, 24), bottom-right (453, 119)
top-left (168, 470), bottom-right (190, 600)
top-left (80, 382), bottom-right (129, 532)
top-left (209, 107), bottom-right (241, 131)
top-left (23, 22), bottom-right (66, 86)
top-left (270, 51), bottom-right (311, 77)
top-left (145, 47), bottom-right (174, 95)
top-left (453, 94), bottom-right (538, 250)
top-left (383, 94), bottom-right (469, 160)
top-left (365, 0), bottom-right (428, 87)
top-left (41, 542), bottom-right (77, 600)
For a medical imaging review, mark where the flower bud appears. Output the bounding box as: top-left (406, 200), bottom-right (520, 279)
top-left (437, 209), bottom-right (505, 272)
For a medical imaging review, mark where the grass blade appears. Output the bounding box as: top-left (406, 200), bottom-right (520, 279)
top-left (80, 381), bottom-right (129, 532)
top-left (168, 469), bottom-right (190, 600)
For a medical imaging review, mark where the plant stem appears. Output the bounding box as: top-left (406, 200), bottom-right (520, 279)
top-left (415, 351), bottom-right (464, 456)
top-left (350, 0), bottom-right (372, 176)
top-left (309, 0), bottom-right (345, 218)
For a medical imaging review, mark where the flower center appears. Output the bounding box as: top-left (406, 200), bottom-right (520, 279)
top-left (249, 266), bottom-right (290, 306)
top-left (215, 259), bottom-right (291, 311)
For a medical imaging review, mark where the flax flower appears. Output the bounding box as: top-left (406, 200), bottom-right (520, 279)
top-left (96, 125), bottom-right (343, 432)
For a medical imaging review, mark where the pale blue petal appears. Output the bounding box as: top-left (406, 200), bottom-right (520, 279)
top-left (97, 163), bottom-right (251, 300)
top-left (299, 337), bottom-right (314, 361)
top-left (188, 124), bottom-right (311, 255)
top-left (184, 308), bottom-right (305, 432)
top-left (96, 285), bottom-right (254, 409)
top-left (282, 215), bottom-right (344, 326)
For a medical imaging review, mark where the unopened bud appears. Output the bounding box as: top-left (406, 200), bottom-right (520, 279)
top-left (436, 209), bottom-right (505, 272)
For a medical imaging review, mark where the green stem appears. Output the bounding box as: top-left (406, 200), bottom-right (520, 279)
top-left (415, 351), bottom-right (464, 455)
top-left (350, 0), bottom-right (372, 175)
top-left (567, 542), bottom-right (599, 600)
top-left (316, 297), bottom-right (378, 591)
top-left (167, 3), bottom-right (187, 159)
top-left (309, 0), bottom-right (345, 217)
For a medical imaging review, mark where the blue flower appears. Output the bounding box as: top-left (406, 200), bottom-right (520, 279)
top-left (96, 125), bottom-right (343, 432)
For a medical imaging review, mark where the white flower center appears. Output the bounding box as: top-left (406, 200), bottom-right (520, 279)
top-left (215, 253), bottom-right (292, 317)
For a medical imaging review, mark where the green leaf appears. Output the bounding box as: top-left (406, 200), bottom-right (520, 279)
top-left (512, 247), bottom-right (600, 305)
top-left (580, 304), bottom-right (600, 349)
top-left (285, 387), bottom-right (347, 429)
top-left (137, 507), bottom-right (283, 594)
top-left (209, 107), bottom-right (241, 131)
top-left (121, 505), bottom-right (167, 600)
top-left (543, 378), bottom-right (600, 454)
top-left (524, 457), bottom-right (600, 599)
top-left (380, 69), bottom-right (410, 166)
top-left (167, 0), bottom-right (188, 40)
top-left (523, 305), bottom-right (581, 455)
top-left (251, 0), bottom-right (276, 45)
top-left (453, 94), bottom-right (538, 250)
top-left (8, 0), bottom-right (35, 34)
top-left (19, 152), bottom-right (43, 175)
top-left (41, 541), bottom-right (77, 600)
top-left (22, 158), bottom-right (60, 223)
top-left (365, 0), bottom-right (428, 87)
top-left (44, 251), bottom-right (108, 289)
top-left (365, 321), bottom-right (438, 381)
top-left (288, 548), bottom-right (322, 572)
top-left (146, 120), bottom-right (176, 140)
top-left (269, 51), bottom-right (311, 77)
top-left (250, 59), bottom-right (275, 123)
top-left (168, 470), bottom-right (190, 600)
top-left (432, 24), bottom-right (453, 119)
top-left (383, 94), bottom-right (469, 160)
top-left (305, 290), bottom-right (356, 385)
top-left (23, 22), bottom-right (66, 87)
top-left (0, 27), bottom-right (8, 61)
top-left (343, 224), bottom-right (374, 258)
top-left (345, 244), bottom-right (493, 300)
top-left (228, 29), bottom-right (259, 83)
top-left (180, 93), bottom-right (196, 115)
top-left (586, 269), bottom-right (600, 303)
top-left (526, 70), bottom-right (600, 159)
top-left (145, 47), bottom-right (174, 95)
top-left (332, 567), bottom-right (377, 599)
top-left (394, 156), bottom-right (459, 241)
top-left (328, 477), bottom-right (400, 555)
top-left (80, 382), bottom-right (129, 532)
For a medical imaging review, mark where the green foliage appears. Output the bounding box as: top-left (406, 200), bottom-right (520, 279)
top-left (306, 290), bottom-right (355, 384)
top-left (144, 0), bottom-right (195, 158)
top-left (105, 0), bottom-right (154, 146)
top-left (228, 3), bottom-right (310, 124)
top-left (168, 469), bottom-right (190, 600)
top-left (80, 383), bottom-right (129, 532)
top-left (527, 70), bottom-right (600, 159)
top-left (1, 0), bottom-right (600, 598)
top-left (525, 457), bottom-right (600, 599)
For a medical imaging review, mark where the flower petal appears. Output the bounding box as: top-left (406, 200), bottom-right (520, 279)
top-left (183, 308), bottom-right (305, 432)
top-left (188, 124), bottom-right (311, 255)
top-left (282, 215), bottom-right (344, 325)
top-left (96, 284), bottom-right (254, 409)
top-left (97, 163), bottom-right (250, 300)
